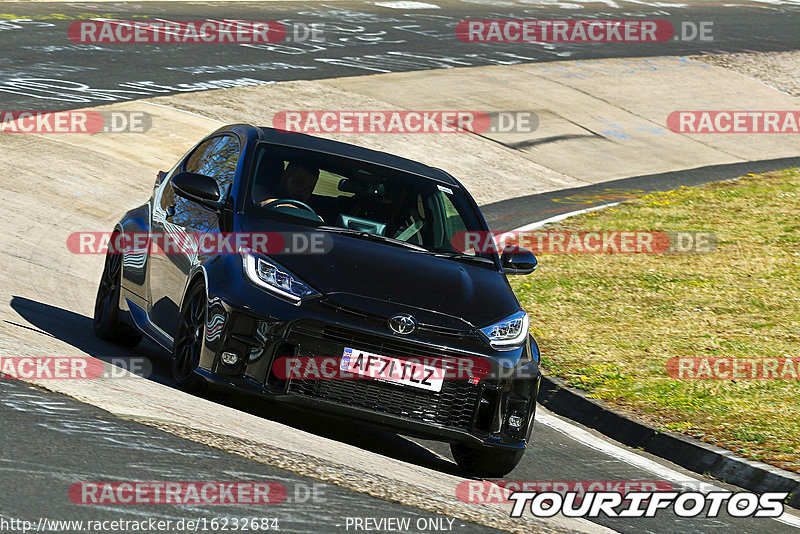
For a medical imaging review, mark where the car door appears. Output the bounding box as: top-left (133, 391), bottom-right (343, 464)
top-left (148, 134), bottom-right (240, 337)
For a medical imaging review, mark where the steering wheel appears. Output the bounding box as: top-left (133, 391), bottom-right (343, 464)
top-left (262, 198), bottom-right (323, 222)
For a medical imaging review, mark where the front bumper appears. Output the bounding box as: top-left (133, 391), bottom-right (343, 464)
top-left (197, 287), bottom-right (541, 450)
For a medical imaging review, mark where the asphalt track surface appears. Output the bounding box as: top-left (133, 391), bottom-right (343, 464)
top-left (2, 1), bottom-right (800, 533)
top-left (0, 0), bottom-right (798, 111)
top-left (0, 378), bottom-right (500, 534)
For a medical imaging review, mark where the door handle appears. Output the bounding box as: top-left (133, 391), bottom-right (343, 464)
top-left (166, 205), bottom-right (176, 218)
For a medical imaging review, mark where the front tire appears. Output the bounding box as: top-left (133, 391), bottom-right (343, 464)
top-left (171, 283), bottom-right (207, 392)
top-left (451, 443), bottom-right (525, 478)
top-left (93, 246), bottom-right (142, 348)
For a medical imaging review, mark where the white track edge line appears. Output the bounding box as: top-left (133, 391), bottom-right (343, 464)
top-left (536, 412), bottom-right (800, 528)
top-left (510, 202), bottom-right (621, 233)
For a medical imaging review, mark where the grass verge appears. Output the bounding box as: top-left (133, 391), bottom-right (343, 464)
top-left (510, 168), bottom-right (800, 473)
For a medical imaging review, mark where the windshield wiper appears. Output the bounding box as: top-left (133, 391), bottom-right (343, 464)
top-left (432, 252), bottom-right (496, 266)
top-left (318, 226), bottom-right (496, 263)
top-left (317, 226), bottom-right (429, 252)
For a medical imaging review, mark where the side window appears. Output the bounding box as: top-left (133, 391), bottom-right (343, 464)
top-left (184, 135), bottom-right (240, 198)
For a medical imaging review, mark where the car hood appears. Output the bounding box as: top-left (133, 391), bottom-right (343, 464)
top-left (240, 217), bottom-right (519, 329)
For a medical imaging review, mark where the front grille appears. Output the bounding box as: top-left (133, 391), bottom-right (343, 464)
top-left (286, 322), bottom-right (481, 431)
top-left (293, 322), bottom-right (474, 361)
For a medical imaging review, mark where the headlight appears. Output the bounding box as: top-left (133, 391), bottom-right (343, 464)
top-left (240, 246), bottom-right (319, 303)
top-left (479, 310), bottom-right (529, 350)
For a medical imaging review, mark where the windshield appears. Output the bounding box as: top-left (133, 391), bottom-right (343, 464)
top-left (246, 143), bottom-right (492, 258)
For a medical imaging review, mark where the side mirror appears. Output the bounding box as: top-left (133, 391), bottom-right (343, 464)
top-left (172, 172), bottom-right (221, 207)
top-left (501, 245), bottom-right (538, 275)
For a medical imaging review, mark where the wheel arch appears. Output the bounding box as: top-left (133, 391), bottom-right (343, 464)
top-left (179, 267), bottom-right (209, 313)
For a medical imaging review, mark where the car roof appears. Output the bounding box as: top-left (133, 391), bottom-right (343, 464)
top-left (244, 125), bottom-right (459, 186)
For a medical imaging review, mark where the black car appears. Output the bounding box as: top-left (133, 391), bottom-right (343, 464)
top-left (94, 124), bottom-right (542, 477)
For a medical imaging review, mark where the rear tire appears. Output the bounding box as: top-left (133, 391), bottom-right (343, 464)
top-left (171, 283), bottom-right (208, 392)
top-left (451, 443), bottom-right (525, 478)
top-left (93, 246), bottom-right (142, 348)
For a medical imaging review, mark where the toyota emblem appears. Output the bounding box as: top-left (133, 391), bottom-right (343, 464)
top-left (388, 314), bottom-right (417, 335)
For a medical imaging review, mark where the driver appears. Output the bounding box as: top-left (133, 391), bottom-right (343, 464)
top-left (260, 162), bottom-right (320, 207)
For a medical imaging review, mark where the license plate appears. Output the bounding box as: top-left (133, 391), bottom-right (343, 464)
top-left (340, 347), bottom-right (443, 393)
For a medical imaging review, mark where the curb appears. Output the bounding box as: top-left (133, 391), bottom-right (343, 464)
top-left (537, 374), bottom-right (800, 509)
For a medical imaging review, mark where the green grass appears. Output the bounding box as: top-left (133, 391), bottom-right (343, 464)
top-left (511, 169), bottom-right (800, 473)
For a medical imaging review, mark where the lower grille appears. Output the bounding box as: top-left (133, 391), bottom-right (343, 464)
top-left (288, 377), bottom-right (479, 430)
